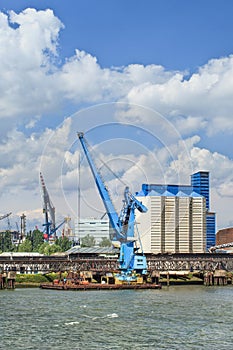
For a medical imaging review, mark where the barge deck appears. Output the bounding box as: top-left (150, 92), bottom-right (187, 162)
top-left (40, 282), bottom-right (162, 291)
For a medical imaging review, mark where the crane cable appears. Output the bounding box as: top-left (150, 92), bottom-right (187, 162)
top-left (82, 138), bottom-right (131, 191)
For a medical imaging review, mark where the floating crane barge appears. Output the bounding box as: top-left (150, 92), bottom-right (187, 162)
top-left (40, 270), bottom-right (162, 290)
top-left (40, 282), bottom-right (162, 290)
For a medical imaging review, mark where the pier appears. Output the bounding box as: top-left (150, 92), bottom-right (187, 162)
top-left (1, 253), bottom-right (233, 276)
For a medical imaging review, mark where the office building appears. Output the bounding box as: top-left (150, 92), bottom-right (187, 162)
top-left (75, 218), bottom-right (110, 246)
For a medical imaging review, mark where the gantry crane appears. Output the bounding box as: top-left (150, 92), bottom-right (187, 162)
top-left (78, 132), bottom-right (148, 282)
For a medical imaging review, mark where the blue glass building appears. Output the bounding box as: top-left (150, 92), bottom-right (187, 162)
top-left (206, 212), bottom-right (216, 249)
top-left (191, 171), bottom-right (210, 210)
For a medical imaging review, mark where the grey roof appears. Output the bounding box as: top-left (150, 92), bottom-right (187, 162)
top-left (66, 246), bottom-right (119, 255)
top-left (135, 190), bottom-right (145, 196)
top-left (0, 252), bottom-right (44, 257)
top-left (161, 190), bottom-right (175, 197)
top-left (147, 190), bottom-right (160, 196)
top-left (190, 191), bottom-right (203, 197)
top-left (176, 190), bottom-right (189, 197)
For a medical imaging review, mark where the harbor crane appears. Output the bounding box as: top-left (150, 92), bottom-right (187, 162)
top-left (40, 172), bottom-right (56, 240)
top-left (40, 173), bottom-right (69, 241)
top-left (77, 132), bottom-right (148, 282)
top-left (0, 212), bottom-right (12, 221)
top-left (0, 212), bottom-right (12, 232)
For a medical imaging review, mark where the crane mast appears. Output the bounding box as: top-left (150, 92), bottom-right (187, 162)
top-left (77, 132), bottom-right (148, 281)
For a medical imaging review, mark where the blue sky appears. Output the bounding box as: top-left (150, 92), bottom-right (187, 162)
top-left (2, 0), bottom-right (233, 70)
top-left (0, 0), bottom-right (233, 232)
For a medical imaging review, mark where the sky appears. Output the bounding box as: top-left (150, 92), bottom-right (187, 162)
top-left (1, 0), bottom-right (233, 233)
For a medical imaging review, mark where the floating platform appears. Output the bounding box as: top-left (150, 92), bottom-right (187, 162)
top-left (40, 282), bottom-right (162, 291)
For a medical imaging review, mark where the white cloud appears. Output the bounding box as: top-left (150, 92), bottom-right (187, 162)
top-left (1, 8), bottom-right (233, 230)
top-left (1, 8), bottom-right (233, 138)
top-left (123, 56), bottom-right (233, 135)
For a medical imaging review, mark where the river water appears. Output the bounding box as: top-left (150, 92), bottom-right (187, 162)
top-left (1, 285), bottom-right (233, 350)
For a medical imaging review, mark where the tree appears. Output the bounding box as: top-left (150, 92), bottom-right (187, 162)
top-left (55, 236), bottom-right (72, 252)
top-left (81, 234), bottom-right (96, 247)
top-left (99, 237), bottom-right (112, 247)
top-left (31, 229), bottom-right (44, 251)
top-left (18, 238), bottom-right (32, 252)
top-left (38, 242), bottom-right (49, 255)
top-left (38, 242), bottom-right (62, 255)
top-left (0, 231), bottom-right (13, 252)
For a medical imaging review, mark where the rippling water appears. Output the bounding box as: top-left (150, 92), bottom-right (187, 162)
top-left (1, 285), bottom-right (233, 349)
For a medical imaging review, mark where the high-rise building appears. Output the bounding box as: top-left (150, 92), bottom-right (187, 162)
top-left (191, 171), bottom-right (210, 210)
top-left (191, 171), bottom-right (216, 249)
top-left (206, 212), bottom-right (216, 248)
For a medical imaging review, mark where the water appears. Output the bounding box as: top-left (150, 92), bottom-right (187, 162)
top-left (1, 285), bottom-right (233, 350)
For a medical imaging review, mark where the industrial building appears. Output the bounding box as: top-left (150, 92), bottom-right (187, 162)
top-left (216, 227), bottom-right (233, 245)
top-left (135, 171), bottom-right (215, 253)
top-left (75, 218), bottom-right (110, 246)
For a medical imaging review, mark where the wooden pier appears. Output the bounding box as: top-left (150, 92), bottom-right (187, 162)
top-left (0, 271), bottom-right (16, 289)
top-left (204, 270), bottom-right (232, 286)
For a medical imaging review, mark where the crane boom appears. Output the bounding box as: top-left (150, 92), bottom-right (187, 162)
top-left (40, 172), bottom-right (56, 239)
top-left (0, 212), bottom-right (12, 221)
top-left (77, 132), bottom-right (148, 281)
top-left (78, 132), bottom-right (124, 241)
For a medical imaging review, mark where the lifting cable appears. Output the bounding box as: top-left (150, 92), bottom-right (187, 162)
top-left (83, 138), bottom-right (129, 189)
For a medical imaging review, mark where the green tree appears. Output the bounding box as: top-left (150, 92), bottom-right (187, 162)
top-left (38, 242), bottom-right (62, 255)
top-left (31, 229), bottom-right (44, 251)
top-left (55, 236), bottom-right (72, 251)
top-left (99, 237), bottom-right (112, 247)
top-left (45, 243), bottom-right (62, 255)
top-left (81, 234), bottom-right (96, 247)
top-left (18, 238), bottom-right (32, 252)
top-left (0, 231), bottom-right (13, 252)
top-left (38, 242), bottom-right (49, 255)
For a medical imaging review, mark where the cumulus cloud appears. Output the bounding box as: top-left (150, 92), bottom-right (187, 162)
top-left (123, 56), bottom-right (233, 135)
top-left (1, 8), bottom-right (233, 229)
top-left (1, 7), bottom-right (233, 138)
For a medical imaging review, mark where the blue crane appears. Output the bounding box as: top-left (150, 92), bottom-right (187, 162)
top-left (77, 132), bottom-right (148, 282)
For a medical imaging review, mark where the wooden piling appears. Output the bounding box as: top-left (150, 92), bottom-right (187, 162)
top-left (167, 272), bottom-right (170, 286)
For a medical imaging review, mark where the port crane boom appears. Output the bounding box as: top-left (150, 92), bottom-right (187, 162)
top-left (77, 132), bottom-right (148, 281)
top-left (0, 212), bottom-right (12, 221)
top-left (40, 172), bottom-right (56, 240)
